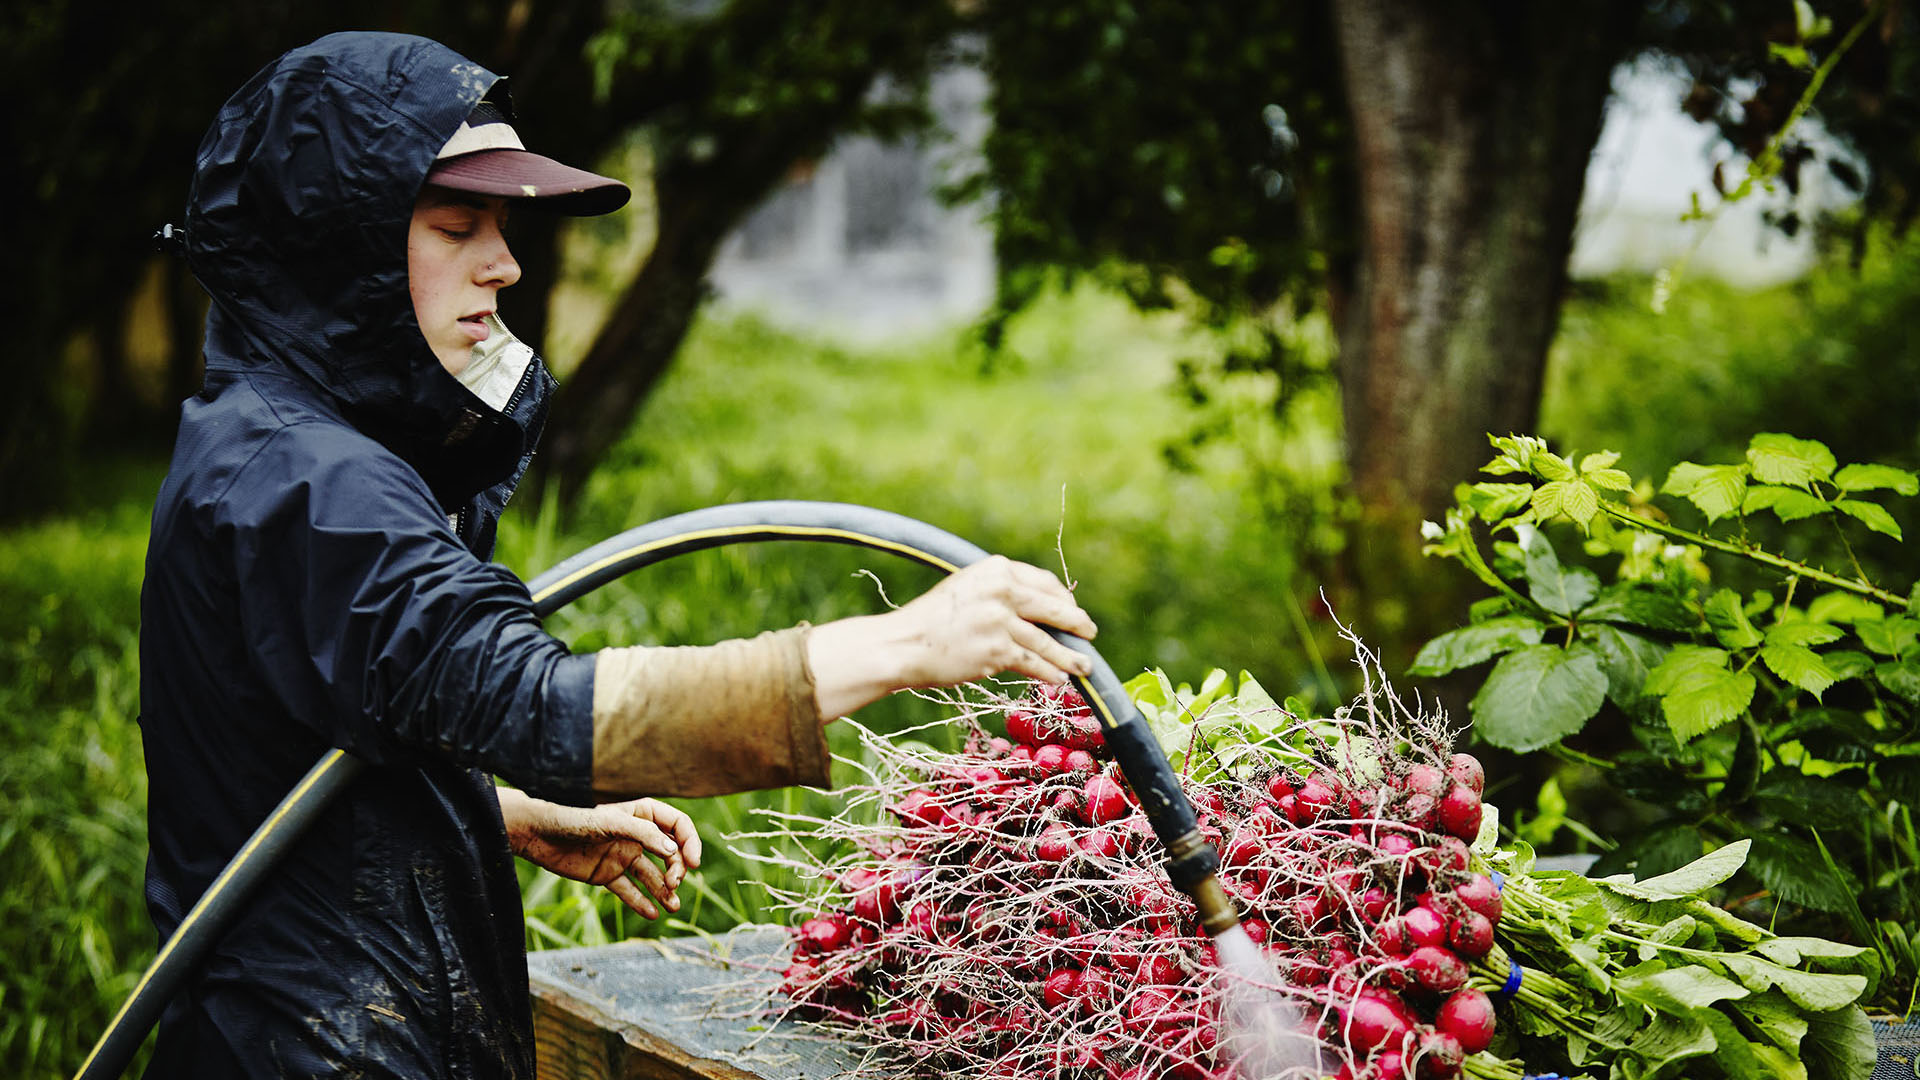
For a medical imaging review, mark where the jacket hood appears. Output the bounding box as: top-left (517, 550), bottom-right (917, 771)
top-left (185, 31), bottom-right (529, 504)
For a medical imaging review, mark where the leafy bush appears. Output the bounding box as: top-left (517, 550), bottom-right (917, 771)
top-left (1415, 431), bottom-right (1919, 1010)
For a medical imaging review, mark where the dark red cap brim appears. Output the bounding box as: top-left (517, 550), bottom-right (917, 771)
top-left (425, 149), bottom-right (630, 216)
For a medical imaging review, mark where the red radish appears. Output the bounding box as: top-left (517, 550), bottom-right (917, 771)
top-left (1400, 793), bottom-right (1438, 831)
top-left (1447, 912), bottom-right (1494, 959)
top-left (1240, 916), bottom-right (1269, 945)
top-left (1223, 831), bottom-right (1264, 868)
top-left (1267, 772), bottom-right (1297, 801)
top-left (1454, 873), bottom-right (1503, 923)
top-left (1011, 743), bottom-right (1035, 763)
top-left (1004, 709), bottom-right (1036, 745)
top-left (1141, 953), bottom-right (1183, 985)
top-left (1376, 916), bottom-right (1412, 956)
top-left (1034, 823), bottom-right (1075, 862)
top-left (1032, 743), bottom-right (1069, 774)
top-left (1083, 774), bottom-right (1129, 823)
top-left (905, 902), bottom-right (938, 938)
top-left (1438, 783), bottom-right (1483, 841)
top-left (798, 916), bottom-right (849, 953)
top-left (1041, 967), bottom-right (1081, 1008)
top-left (1295, 777), bottom-right (1336, 822)
top-left (1359, 886), bottom-right (1391, 923)
top-left (1417, 1029), bottom-right (1464, 1079)
top-left (1436, 988), bottom-right (1496, 1054)
top-left (1404, 763), bottom-right (1445, 800)
top-left (1373, 1050), bottom-right (1408, 1080)
top-left (1447, 752), bottom-right (1485, 796)
top-left (1340, 991), bottom-right (1416, 1052)
top-left (1079, 828), bottom-right (1121, 859)
top-left (1405, 945), bottom-right (1469, 993)
top-left (1064, 748), bottom-right (1096, 773)
top-left (1402, 905), bottom-right (1448, 949)
top-left (1379, 832), bottom-right (1416, 860)
top-left (1431, 836), bottom-right (1472, 874)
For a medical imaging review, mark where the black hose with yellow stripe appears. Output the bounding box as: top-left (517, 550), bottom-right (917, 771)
top-left (76, 500), bottom-right (1226, 1080)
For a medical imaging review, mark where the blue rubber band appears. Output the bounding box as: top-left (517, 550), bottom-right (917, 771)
top-left (1494, 959), bottom-right (1523, 1000)
top-left (1491, 870), bottom-right (1506, 892)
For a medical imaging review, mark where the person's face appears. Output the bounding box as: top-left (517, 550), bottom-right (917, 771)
top-left (408, 186), bottom-right (521, 376)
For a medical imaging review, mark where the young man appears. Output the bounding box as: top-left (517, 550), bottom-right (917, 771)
top-left (142, 31), bottom-right (1094, 1077)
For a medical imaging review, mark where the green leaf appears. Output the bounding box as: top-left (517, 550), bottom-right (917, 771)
top-left (1580, 584), bottom-right (1695, 631)
top-left (1765, 621), bottom-right (1846, 649)
top-left (1855, 615), bottom-right (1919, 658)
top-left (1733, 989), bottom-right (1810, 1052)
top-left (1559, 480), bottom-right (1601, 529)
top-left (1518, 524), bottom-right (1600, 615)
top-left (1804, 592), bottom-right (1884, 624)
top-left (1534, 451), bottom-right (1575, 481)
top-left (1580, 450), bottom-right (1621, 472)
top-left (1407, 616), bottom-right (1547, 676)
top-left (1878, 757), bottom-right (1920, 806)
top-left (1875, 658), bottom-right (1920, 702)
top-left (1616, 965), bottom-right (1749, 1012)
top-left (1468, 597), bottom-right (1514, 624)
top-left (1816, 649), bottom-right (1874, 684)
top-left (1467, 643), bottom-right (1608, 752)
top-left (1464, 481), bottom-right (1533, 522)
top-left (1760, 643), bottom-right (1839, 699)
top-left (1599, 838), bottom-right (1749, 900)
top-left (1834, 498), bottom-right (1902, 539)
top-left (1746, 433), bottom-right (1836, 489)
top-left (1662, 461), bottom-right (1749, 522)
top-left (1832, 462), bottom-right (1919, 495)
top-left (1620, 1010), bottom-right (1718, 1076)
top-left (1704, 589), bottom-right (1764, 649)
top-left (1720, 953), bottom-right (1868, 1012)
top-left (1645, 644), bottom-right (1756, 740)
top-left (1751, 772), bottom-right (1865, 829)
top-left (1801, 1005), bottom-right (1878, 1080)
top-left (1745, 830), bottom-right (1857, 913)
top-left (1742, 484), bottom-right (1831, 522)
top-left (1582, 623), bottom-right (1667, 713)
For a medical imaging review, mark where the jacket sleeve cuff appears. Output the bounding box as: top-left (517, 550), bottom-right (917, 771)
top-left (590, 626), bottom-right (830, 799)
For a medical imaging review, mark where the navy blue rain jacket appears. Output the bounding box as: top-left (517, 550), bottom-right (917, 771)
top-left (140, 32), bottom-right (595, 1077)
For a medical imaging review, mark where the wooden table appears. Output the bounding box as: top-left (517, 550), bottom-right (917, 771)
top-left (528, 927), bottom-right (867, 1080)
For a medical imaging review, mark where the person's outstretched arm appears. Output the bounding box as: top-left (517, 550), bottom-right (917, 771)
top-left (589, 556), bottom-right (1095, 800)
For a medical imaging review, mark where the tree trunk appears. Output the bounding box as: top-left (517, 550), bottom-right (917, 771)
top-left (538, 171), bottom-right (744, 503)
top-left (1328, 0), bottom-right (1633, 658)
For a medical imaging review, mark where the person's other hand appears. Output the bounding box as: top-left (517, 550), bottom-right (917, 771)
top-left (806, 555), bottom-right (1097, 718)
top-left (496, 788), bottom-right (702, 919)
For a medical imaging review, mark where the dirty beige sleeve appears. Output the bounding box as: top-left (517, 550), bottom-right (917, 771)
top-left (590, 626), bottom-right (829, 799)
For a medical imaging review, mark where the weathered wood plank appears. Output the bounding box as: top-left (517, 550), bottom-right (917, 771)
top-left (526, 931), bottom-right (866, 1080)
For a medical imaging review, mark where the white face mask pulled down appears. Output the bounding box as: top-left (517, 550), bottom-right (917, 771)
top-left (446, 314), bottom-right (536, 534)
top-left (454, 313), bottom-right (534, 413)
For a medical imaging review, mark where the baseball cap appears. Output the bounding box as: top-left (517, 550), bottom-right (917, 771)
top-left (425, 100), bottom-right (630, 216)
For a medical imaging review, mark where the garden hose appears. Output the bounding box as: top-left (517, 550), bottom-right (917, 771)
top-left (75, 500), bottom-right (1227, 1080)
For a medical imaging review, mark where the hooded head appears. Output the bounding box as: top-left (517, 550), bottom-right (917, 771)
top-left (183, 32), bottom-right (621, 502)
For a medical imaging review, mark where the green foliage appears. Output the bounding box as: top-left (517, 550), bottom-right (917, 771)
top-left (0, 487), bottom-right (159, 1077)
top-left (1419, 431), bottom-right (1919, 1009)
top-left (1487, 839), bottom-right (1881, 1080)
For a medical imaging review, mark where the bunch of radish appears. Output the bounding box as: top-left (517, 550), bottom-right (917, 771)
top-left (763, 671), bottom-right (1519, 1080)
